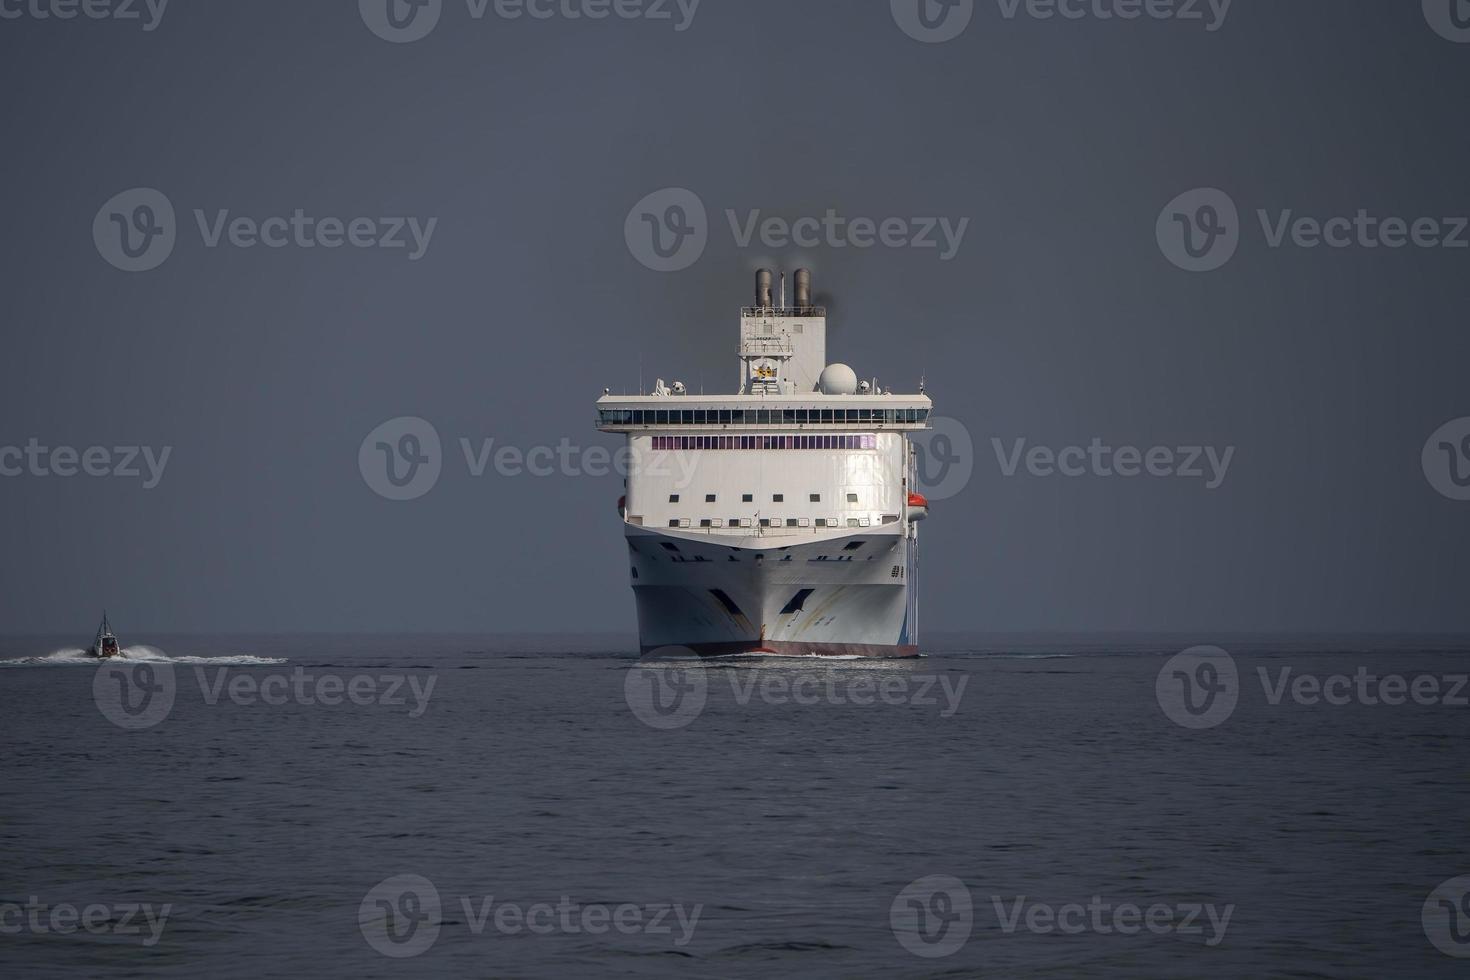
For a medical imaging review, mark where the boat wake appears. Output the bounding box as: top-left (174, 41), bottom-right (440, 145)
top-left (0, 647), bottom-right (287, 667)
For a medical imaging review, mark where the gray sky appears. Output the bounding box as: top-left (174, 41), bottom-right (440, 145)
top-left (1, 1), bottom-right (1467, 634)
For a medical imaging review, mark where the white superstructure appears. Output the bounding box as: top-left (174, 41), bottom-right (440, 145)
top-left (596, 270), bottom-right (933, 658)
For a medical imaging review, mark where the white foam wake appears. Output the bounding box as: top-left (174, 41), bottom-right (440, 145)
top-left (0, 646), bottom-right (287, 666)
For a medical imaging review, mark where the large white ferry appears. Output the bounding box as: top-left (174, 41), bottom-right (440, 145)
top-left (596, 270), bottom-right (933, 658)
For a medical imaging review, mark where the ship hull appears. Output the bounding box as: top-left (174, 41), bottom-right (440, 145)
top-left (627, 524), bottom-right (917, 659)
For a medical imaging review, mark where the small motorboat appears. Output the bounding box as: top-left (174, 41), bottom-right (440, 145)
top-left (86, 612), bottom-right (121, 659)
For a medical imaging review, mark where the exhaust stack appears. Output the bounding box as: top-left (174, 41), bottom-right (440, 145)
top-left (755, 268), bottom-right (773, 308)
top-left (793, 268), bottom-right (812, 309)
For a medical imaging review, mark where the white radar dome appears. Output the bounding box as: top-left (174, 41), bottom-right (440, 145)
top-left (818, 363), bottom-right (859, 395)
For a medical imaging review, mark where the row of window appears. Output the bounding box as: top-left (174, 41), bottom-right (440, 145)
top-left (670, 492), bottom-right (860, 503)
top-left (600, 408), bottom-right (928, 426)
top-left (669, 517), bottom-right (876, 529)
top-left (652, 435), bottom-right (877, 451)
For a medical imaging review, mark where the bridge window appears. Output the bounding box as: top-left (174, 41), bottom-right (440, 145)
top-left (602, 409), bottom-right (927, 427)
top-left (648, 434), bottom-right (877, 450)
top-left (669, 493), bottom-right (679, 503)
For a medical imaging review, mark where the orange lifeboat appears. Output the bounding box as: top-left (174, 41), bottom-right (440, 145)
top-left (907, 492), bottom-right (928, 521)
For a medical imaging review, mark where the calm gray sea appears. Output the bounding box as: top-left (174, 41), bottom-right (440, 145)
top-left (2, 633), bottom-right (1468, 978)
